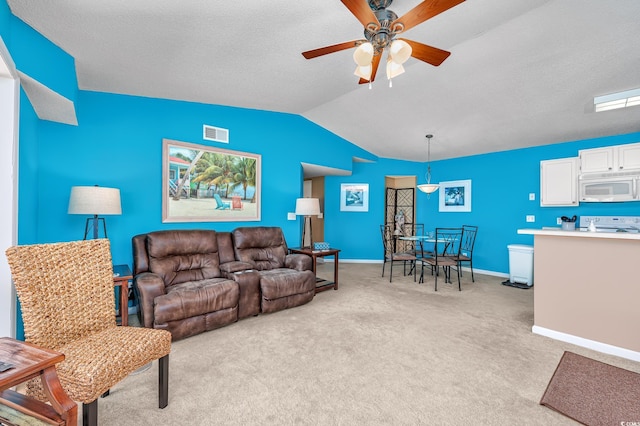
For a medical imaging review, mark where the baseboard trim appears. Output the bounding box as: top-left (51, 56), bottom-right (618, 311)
top-left (532, 325), bottom-right (640, 362)
top-left (336, 260), bottom-right (509, 279)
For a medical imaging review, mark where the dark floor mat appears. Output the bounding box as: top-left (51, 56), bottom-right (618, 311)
top-left (501, 280), bottom-right (532, 289)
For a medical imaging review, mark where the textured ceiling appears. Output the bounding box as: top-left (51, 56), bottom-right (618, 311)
top-left (8, 0), bottom-right (640, 161)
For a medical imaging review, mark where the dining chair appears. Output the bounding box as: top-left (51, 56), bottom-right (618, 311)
top-left (420, 227), bottom-right (463, 291)
top-left (5, 239), bottom-right (173, 426)
top-left (380, 224), bottom-right (417, 282)
top-left (455, 225), bottom-right (478, 282)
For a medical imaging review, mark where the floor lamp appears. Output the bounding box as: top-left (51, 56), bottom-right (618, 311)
top-left (68, 185), bottom-right (122, 239)
top-left (295, 198), bottom-right (320, 249)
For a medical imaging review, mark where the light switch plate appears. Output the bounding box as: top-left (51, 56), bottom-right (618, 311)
top-left (526, 215), bottom-right (535, 222)
top-left (317, 213), bottom-right (323, 219)
top-left (287, 212), bottom-right (296, 220)
top-left (529, 193), bottom-right (535, 201)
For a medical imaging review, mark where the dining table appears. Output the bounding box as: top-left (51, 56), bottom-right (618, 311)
top-left (398, 233), bottom-right (454, 284)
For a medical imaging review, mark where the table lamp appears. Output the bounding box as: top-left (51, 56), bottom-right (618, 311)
top-left (68, 185), bottom-right (122, 239)
top-left (295, 198), bottom-right (320, 248)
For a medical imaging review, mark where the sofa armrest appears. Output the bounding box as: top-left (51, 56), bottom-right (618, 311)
top-left (227, 270), bottom-right (261, 319)
top-left (220, 261), bottom-right (254, 277)
top-left (285, 253), bottom-right (312, 271)
top-left (134, 272), bottom-right (167, 329)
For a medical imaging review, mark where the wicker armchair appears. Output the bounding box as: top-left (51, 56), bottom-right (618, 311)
top-left (5, 239), bottom-right (172, 426)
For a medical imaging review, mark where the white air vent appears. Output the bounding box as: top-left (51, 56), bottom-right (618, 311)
top-left (203, 125), bottom-right (229, 143)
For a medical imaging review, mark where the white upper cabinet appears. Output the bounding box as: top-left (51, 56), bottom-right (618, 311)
top-left (618, 143), bottom-right (640, 171)
top-left (540, 157), bottom-right (578, 206)
top-left (579, 142), bottom-right (640, 174)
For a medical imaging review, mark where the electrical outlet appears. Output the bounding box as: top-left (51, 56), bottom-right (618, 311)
top-left (529, 193), bottom-right (535, 201)
top-left (526, 215), bottom-right (535, 223)
top-left (557, 217), bottom-right (562, 225)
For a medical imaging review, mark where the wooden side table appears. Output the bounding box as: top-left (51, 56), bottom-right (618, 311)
top-left (0, 337), bottom-right (77, 426)
top-left (113, 264), bottom-right (133, 327)
top-left (289, 248), bottom-right (340, 293)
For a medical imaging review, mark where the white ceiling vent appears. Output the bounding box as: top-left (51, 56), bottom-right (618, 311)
top-left (203, 125), bottom-right (229, 143)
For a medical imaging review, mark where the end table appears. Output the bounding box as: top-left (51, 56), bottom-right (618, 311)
top-left (289, 247), bottom-right (340, 293)
top-left (113, 264), bottom-right (133, 326)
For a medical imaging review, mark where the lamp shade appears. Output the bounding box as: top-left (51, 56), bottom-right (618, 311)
top-left (353, 42), bottom-right (374, 66)
top-left (389, 39), bottom-right (412, 64)
top-left (354, 64), bottom-right (372, 80)
top-left (386, 59), bottom-right (405, 80)
top-left (68, 186), bottom-right (122, 215)
top-left (295, 198), bottom-right (320, 216)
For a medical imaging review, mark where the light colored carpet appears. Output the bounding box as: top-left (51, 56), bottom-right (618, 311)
top-left (95, 263), bottom-right (640, 425)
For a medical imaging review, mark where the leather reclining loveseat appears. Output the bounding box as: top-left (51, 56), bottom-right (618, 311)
top-left (132, 227), bottom-right (315, 340)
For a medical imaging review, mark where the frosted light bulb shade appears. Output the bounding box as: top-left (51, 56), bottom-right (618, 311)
top-left (295, 198), bottom-right (320, 216)
top-left (386, 60), bottom-right (405, 80)
top-left (417, 184), bottom-right (440, 194)
top-left (353, 42), bottom-right (374, 66)
top-left (68, 186), bottom-right (122, 215)
top-left (389, 40), bottom-right (412, 64)
top-left (354, 64), bottom-right (372, 80)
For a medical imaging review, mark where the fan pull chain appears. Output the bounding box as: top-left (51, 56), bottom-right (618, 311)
top-left (369, 82), bottom-right (372, 90)
top-left (389, 78), bottom-right (393, 88)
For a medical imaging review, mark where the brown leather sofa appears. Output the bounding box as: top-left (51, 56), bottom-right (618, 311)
top-left (132, 227), bottom-right (315, 340)
top-left (231, 227), bottom-right (315, 314)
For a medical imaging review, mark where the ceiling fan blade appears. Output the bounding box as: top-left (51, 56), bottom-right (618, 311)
top-left (392, 0), bottom-right (465, 33)
top-left (359, 53), bottom-right (381, 84)
top-left (302, 40), bottom-right (361, 59)
top-left (400, 38), bottom-right (451, 66)
top-left (341, 0), bottom-right (380, 29)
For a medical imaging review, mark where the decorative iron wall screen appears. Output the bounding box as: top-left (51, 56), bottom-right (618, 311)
top-left (385, 187), bottom-right (416, 253)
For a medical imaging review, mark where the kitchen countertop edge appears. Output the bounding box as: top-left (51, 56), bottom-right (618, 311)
top-left (518, 228), bottom-right (640, 240)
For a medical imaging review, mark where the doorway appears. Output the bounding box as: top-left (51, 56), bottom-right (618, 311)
top-left (303, 177), bottom-right (325, 247)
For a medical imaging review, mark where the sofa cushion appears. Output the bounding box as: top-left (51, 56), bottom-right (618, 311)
top-left (232, 227), bottom-right (288, 270)
top-left (259, 269), bottom-right (315, 300)
top-left (154, 278), bottom-right (238, 324)
top-left (146, 230), bottom-right (222, 286)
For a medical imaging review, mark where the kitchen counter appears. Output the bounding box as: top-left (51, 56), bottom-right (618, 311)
top-left (518, 228), bottom-right (640, 240)
top-left (517, 227), bottom-right (640, 362)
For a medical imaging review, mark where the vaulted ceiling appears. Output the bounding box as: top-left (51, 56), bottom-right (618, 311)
top-left (8, 0), bottom-right (640, 161)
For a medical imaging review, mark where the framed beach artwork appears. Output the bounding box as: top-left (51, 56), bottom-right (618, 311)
top-left (340, 183), bottom-right (369, 212)
top-left (439, 179), bottom-right (471, 212)
top-left (162, 139), bottom-right (261, 222)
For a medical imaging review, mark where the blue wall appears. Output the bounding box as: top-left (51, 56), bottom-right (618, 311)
top-left (9, 14), bottom-right (77, 101)
top-left (0, 0), bottom-right (9, 41)
top-left (35, 91), bottom-right (375, 266)
top-left (325, 158), bottom-right (424, 260)
top-left (325, 132), bottom-right (640, 273)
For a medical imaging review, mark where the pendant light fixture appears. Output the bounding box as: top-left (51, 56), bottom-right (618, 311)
top-left (417, 134), bottom-right (440, 195)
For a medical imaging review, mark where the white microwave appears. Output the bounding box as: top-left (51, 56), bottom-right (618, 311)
top-left (579, 175), bottom-right (639, 202)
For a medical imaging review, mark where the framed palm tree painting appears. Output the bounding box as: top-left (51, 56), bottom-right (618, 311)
top-left (162, 139), bottom-right (261, 222)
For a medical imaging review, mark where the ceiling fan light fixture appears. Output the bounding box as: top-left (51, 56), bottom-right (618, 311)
top-left (354, 64), bottom-right (372, 80)
top-left (386, 59), bottom-right (404, 80)
top-left (353, 42), bottom-right (374, 66)
top-left (389, 39), bottom-right (412, 64)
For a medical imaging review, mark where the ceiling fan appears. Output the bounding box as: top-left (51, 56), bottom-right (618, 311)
top-left (302, 0), bottom-right (465, 85)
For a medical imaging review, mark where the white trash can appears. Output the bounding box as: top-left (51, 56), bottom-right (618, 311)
top-left (507, 244), bottom-right (534, 286)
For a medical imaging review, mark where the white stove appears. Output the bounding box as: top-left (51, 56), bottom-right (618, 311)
top-left (578, 216), bottom-right (640, 233)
